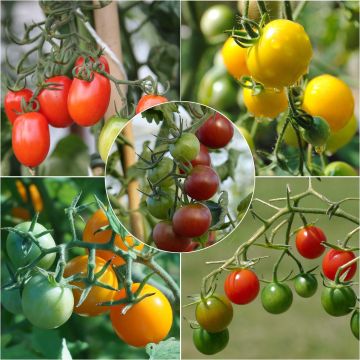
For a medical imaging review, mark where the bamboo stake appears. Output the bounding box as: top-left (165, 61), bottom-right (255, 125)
top-left (93, 1), bottom-right (144, 240)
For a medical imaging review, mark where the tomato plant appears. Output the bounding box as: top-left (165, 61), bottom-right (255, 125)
top-left (135, 94), bottom-right (168, 114)
top-left (295, 225), bottom-right (326, 259)
top-left (147, 189), bottom-right (175, 220)
top-left (4, 89), bottom-right (35, 125)
top-left (193, 327), bottom-right (229, 355)
top-left (170, 132), bottom-right (200, 162)
top-left (180, 143), bottom-right (211, 172)
top-left (147, 157), bottom-right (175, 187)
top-left (322, 249), bottom-right (357, 281)
top-left (321, 286), bottom-right (356, 316)
top-left (293, 273), bottom-right (318, 298)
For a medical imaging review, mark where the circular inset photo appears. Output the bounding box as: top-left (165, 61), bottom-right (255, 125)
top-left (105, 101), bottom-right (255, 252)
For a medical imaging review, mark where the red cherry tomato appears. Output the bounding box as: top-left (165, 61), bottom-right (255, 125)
top-left (4, 89), bottom-right (35, 125)
top-left (180, 144), bottom-right (211, 174)
top-left (184, 165), bottom-right (219, 201)
top-left (38, 76), bottom-right (73, 128)
top-left (153, 221), bottom-right (192, 252)
top-left (75, 55), bottom-right (110, 73)
top-left (322, 249), bottom-right (357, 281)
top-left (68, 72), bottom-right (111, 126)
top-left (196, 113), bottom-right (234, 149)
top-left (185, 231), bottom-right (216, 251)
top-left (295, 226), bottom-right (326, 259)
top-left (135, 94), bottom-right (168, 114)
top-left (224, 269), bottom-right (260, 305)
top-left (12, 112), bottom-right (50, 167)
top-left (172, 204), bottom-right (212, 238)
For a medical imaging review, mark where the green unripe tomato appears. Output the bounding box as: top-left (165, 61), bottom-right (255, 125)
top-left (193, 327), bottom-right (229, 355)
top-left (277, 117), bottom-right (305, 147)
top-left (147, 157), bottom-right (175, 187)
top-left (261, 282), bottom-right (293, 314)
top-left (294, 273), bottom-right (318, 298)
top-left (6, 222), bottom-right (56, 270)
top-left (1, 268), bottom-right (23, 315)
top-left (146, 189), bottom-right (175, 220)
top-left (237, 126), bottom-right (255, 153)
top-left (200, 5), bottom-right (234, 44)
top-left (324, 161), bottom-right (357, 176)
top-left (302, 116), bottom-right (330, 147)
top-left (350, 310), bottom-right (359, 340)
top-left (170, 133), bottom-right (200, 162)
top-left (321, 286), bottom-right (356, 317)
top-left (98, 116), bottom-right (127, 162)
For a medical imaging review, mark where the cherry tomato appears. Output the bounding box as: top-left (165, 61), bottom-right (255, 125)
top-left (302, 74), bottom-right (354, 132)
top-left (243, 87), bottom-right (288, 118)
top-left (196, 113), bottom-right (234, 149)
top-left (110, 283), bottom-right (173, 347)
top-left (237, 126), bottom-right (255, 153)
top-left (261, 282), bottom-right (293, 314)
top-left (147, 189), bottom-right (175, 220)
top-left (321, 286), bottom-right (356, 317)
top-left (4, 89), bottom-right (35, 125)
top-left (147, 157), bottom-right (174, 187)
top-left (68, 72), bottom-right (111, 126)
top-left (247, 19), bottom-right (312, 88)
top-left (75, 55), bottom-right (110, 73)
top-left (172, 204), bottom-right (212, 238)
top-left (22, 274), bottom-right (74, 329)
top-left (38, 76), bottom-right (73, 128)
top-left (83, 209), bottom-right (144, 267)
top-left (322, 249), bottom-right (357, 281)
top-left (293, 273), bottom-right (318, 298)
top-left (184, 165), bottom-right (219, 201)
top-left (1, 268), bottom-right (23, 315)
top-left (15, 180), bottom-right (43, 212)
top-left (135, 94), bottom-right (168, 114)
top-left (295, 225), bottom-right (326, 259)
top-left (224, 269), bottom-right (260, 305)
top-left (98, 116), bottom-right (127, 162)
top-left (193, 327), bottom-right (229, 355)
top-left (222, 37), bottom-right (249, 79)
top-left (170, 133), bottom-right (200, 162)
top-left (196, 293), bottom-right (233, 333)
top-left (302, 116), bottom-right (330, 147)
top-left (180, 144), bottom-right (211, 173)
top-left (326, 115), bottom-right (357, 154)
top-left (6, 221), bottom-right (56, 270)
top-left (153, 221), bottom-right (192, 252)
top-left (64, 255), bottom-right (118, 316)
top-left (10, 207), bottom-right (31, 221)
top-left (324, 162), bottom-right (357, 176)
top-left (12, 112), bottom-right (50, 167)
top-left (351, 310), bottom-right (359, 339)
top-left (276, 117), bottom-right (305, 148)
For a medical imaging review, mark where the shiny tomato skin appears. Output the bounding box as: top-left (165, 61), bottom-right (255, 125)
top-left (322, 249), bottom-right (357, 281)
top-left (12, 112), bottom-right (50, 167)
top-left (196, 113), bottom-right (234, 149)
top-left (75, 55), bottom-right (110, 73)
top-left (4, 89), bottom-right (35, 124)
top-left (180, 144), bottom-right (211, 173)
top-left (153, 221), bottom-right (192, 252)
top-left (193, 327), bottom-right (229, 355)
top-left (224, 269), bottom-right (260, 305)
top-left (135, 95), bottom-right (168, 114)
top-left (172, 204), bottom-right (212, 238)
top-left (321, 286), bottom-right (356, 316)
top-left (110, 283), bottom-right (173, 347)
top-left (38, 76), bottom-right (73, 128)
top-left (295, 226), bottom-right (326, 259)
top-left (184, 165), bottom-right (219, 201)
top-left (68, 72), bottom-right (111, 126)
top-left (222, 36), bottom-right (249, 79)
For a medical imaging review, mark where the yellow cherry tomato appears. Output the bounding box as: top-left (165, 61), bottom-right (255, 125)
top-left (221, 37), bottom-right (250, 79)
top-left (243, 87), bottom-right (288, 118)
top-left (110, 283), bottom-right (173, 347)
top-left (64, 255), bottom-right (118, 316)
top-left (83, 209), bottom-right (144, 267)
top-left (15, 180), bottom-right (43, 213)
top-left (303, 75), bottom-right (354, 133)
top-left (247, 19), bottom-right (312, 88)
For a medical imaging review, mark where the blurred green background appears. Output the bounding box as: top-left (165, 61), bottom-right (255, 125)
top-left (182, 177), bottom-right (359, 359)
top-left (1, 178), bottom-right (180, 359)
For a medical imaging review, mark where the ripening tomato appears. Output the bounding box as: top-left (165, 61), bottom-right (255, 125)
top-left (38, 76), bottom-right (73, 127)
top-left (110, 283), bottom-right (173, 347)
top-left (135, 94), bottom-right (168, 114)
top-left (15, 180), bottom-right (43, 212)
top-left (247, 19), bottom-right (312, 88)
top-left (170, 133), bottom-right (200, 162)
top-left (4, 89), bottom-right (36, 125)
top-left (222, 37), bottom-right (249, 79)
top-left (180, 144), bottom-right (211, 173)
top-left (12, 112), bottom-right (50, 167)
top-left (147, 189), bottom-right (175, 220)
top-left (68, 72), bottom-right (111, 126)
top-left (184, 165), bottom-right (219, 201)
top-left (83, 209), bottom-right (144, 267)
top-left (75, 55), bottom-right (110, 73)
top-left (322, 249), bottom-right (357, 281)
top-left (295, 226), bottom-right (326, 259)
top-left (302, 75), bottom-right (354, 133)
top-left (196, 113), bottom-right (234, 149)
top-left (324, 161), bottom-right (357, 176)
top-left (172, 204), bottom-right (212, 238)
top-left (195, 294), bottom-right (233, 333)
top-left (64, 255), bottom-right (118, 316)
top-left (243, 87), bottom-right (288, 118)
top-left (153, 221), bottom-right (192, 252)
top-left (224, 269), bottom-right (260, 305)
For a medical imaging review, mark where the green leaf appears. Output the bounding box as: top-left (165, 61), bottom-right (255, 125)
top-left (31, 328), bottom-right (62, 359)
top-left (146, 338), bottom-right (180, 360)
top-left (237, 192), bottom-right (253, 217)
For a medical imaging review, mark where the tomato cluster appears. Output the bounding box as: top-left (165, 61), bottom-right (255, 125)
top-left (145, 113), bottom-right (234, 252)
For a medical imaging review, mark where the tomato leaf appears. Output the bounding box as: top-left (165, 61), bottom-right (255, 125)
top-left (146, 337), bottom-right (180, 360)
